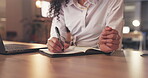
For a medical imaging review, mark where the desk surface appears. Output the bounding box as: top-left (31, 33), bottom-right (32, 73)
top-left (0, 47), bottom-right (148, 78)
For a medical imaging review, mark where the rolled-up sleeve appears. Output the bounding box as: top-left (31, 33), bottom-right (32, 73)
top-left (106, 0), bottom-right (124, 36)
top-left (106, 0), bottom-right (124, 49)
top-left (49, 7), bottom-right (67, 40)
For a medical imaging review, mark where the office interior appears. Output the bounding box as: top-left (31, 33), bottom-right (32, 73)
top-left (0, 0), bottom-right (148, 50)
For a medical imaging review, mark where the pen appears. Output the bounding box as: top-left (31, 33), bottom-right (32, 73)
top-left (55, 27), bottom-right (64, 52)
top-left (141, 54), bottom-right (148, 57)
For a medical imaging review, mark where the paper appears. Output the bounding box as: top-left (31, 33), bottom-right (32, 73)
top-left (39, 46), bottom-right (98, 55)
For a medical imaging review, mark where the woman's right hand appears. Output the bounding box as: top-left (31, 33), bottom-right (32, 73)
top-left (47, 37), bottom-right (70, 53)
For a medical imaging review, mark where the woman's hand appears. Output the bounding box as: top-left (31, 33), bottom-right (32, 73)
top-left (47, 37), bottom-right (70, 53)
top-left (98, 26), bottom-right (121, 53)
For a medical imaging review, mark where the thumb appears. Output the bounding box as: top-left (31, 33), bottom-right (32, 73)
top-left (64, 43), bottom-right (70, 49)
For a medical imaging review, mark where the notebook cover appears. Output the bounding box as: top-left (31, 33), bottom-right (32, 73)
top-left (39, 49), bottom-right (111, 58)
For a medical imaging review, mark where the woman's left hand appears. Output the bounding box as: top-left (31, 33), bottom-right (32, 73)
top-left (98, 26), bottom-right (121, 52)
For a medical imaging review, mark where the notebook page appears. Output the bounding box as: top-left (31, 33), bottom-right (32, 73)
top-left (39, 46), bottom-right (97, 55)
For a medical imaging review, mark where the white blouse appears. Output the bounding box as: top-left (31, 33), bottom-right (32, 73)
top-left (49, 0), bottom-right (124, 48)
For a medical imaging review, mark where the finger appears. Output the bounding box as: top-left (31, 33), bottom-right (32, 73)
top-left (99, 39), bottom-right (106, 44)
top-left (102, 29), bottom-right (118, 36)
top-left (48, 40), bottom-right (62, 52)
top-left (101, 39), bottom-right (120, 45)
top-left (105, 26), bottom-right (112, 31)
top-left (47, 45), bottom-right (58, 53)
top-left (112, 34), bottom-right (121, 40)
top-left (101, 34), bottom-right (117, 39)
top-left (51, 37), bottom-right (61, 46)
top-left (64, 43), bottom-right (70, 49)
top-left (112, 29), bottom-right (118, 33)
top-left (106, 39), bottom-right (120, 44)
top-left (117, 35), bottom-right (121, 40)
top-left (52, 37), bottom-right (64, 49)
top-left (106, 43), bottom-right (119, 50)
top-left (99, 44), bottom-right (115, 52)
top-left (101, 34), bottom-right (120, 40)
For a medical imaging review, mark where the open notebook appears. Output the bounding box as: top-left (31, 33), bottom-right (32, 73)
top-left (39, 46), bottom-right (111, 57)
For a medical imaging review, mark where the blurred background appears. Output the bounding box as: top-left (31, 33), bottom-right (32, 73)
top-left (0, 0), bottom-right (148, 50)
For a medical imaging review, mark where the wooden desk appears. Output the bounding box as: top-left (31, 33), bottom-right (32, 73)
top-left (0, 49), bottom-right (148, 78)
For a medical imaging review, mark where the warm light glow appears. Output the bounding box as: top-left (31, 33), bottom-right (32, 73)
top-left (0, 18), bottom-right (6, 22)
top-left (41, 1), bottom-right (50, 17)
top-left (36, 0), bottom-right (42, 8)
top-left (125, 6), bottom-right (135, 12)
top-left (127, 50), bottom-right (144, 78)
top-left (133, 30), bottom-right (139, 34)
top-left (123, 26), bottom-right (130, 34)
top-left (132, 20), bottom-right (140, 27)
top-left (30, 54), bottom-right (53, 78)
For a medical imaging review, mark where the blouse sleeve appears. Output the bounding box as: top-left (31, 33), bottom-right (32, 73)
top-left (106, 0), bottom-right (124, 36)
top-left (49, 7), bottom-right (67, 41)
top-left (106, 0), bottom-right (124, 49)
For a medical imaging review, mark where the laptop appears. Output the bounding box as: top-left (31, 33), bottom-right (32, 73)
top-left (0, 35), bottom-right (47, 54)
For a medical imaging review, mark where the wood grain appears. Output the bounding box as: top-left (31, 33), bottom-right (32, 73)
top-left (0, 43), bottom-right (148, 78)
